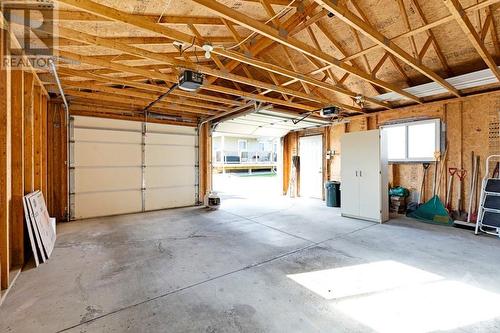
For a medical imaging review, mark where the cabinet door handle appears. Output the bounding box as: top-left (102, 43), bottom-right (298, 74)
top-left (359, 170), bottom-right (362, 177)
top-left (355, 170), bottom-right (358, 177)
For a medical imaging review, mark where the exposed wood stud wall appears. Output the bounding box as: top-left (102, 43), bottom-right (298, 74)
top-left (47, 102), bottom-right (68, 222)
top-left (0, 63), bottom-right (49, 293)
top-left (284, 90), bottom-right (500, 213)
top-left (23, 73), bottom-right (34, 195)
top-left (1, 34), bottom-right (12, 290)
top-left (10, 70), bottom-right (24, 268)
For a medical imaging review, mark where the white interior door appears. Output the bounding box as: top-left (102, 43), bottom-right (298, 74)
top-left (299, 135), bottom-right (323, 198)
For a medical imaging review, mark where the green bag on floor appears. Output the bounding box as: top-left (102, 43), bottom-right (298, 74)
top-left (407, 195), bottom-right (453, 226)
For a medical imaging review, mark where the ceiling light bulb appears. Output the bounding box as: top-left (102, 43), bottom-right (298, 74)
top-left (202, 44), bottom-right (213, 59)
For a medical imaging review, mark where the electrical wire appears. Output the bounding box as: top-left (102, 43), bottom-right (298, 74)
top-left (157, 0), bottom-right (173, 23)
top-left (224, 0), bottom-right (297, 51)
top-left (180, 36), bottom-right (196, 56)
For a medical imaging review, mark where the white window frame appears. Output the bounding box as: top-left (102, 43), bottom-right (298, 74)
top-left (238, 139), bottom-right (248, 162)
top-left (381, 119), bottom-right (442, 163)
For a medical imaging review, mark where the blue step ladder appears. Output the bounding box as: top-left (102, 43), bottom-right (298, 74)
top-left (475, 155), bottom-right (500, 237)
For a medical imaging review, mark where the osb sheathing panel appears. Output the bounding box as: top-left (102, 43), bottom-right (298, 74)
top-left (51, 0), bottom-right (499, 107)
top-left (322, 92), bottom-right (500, 213)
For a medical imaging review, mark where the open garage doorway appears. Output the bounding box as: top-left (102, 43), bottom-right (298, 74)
top-left (212, 133), bottom-right (281, 198)
top-left (299, 135), bottom-right (323, 199)
top-left (210, 107), bottom-right (331, 200)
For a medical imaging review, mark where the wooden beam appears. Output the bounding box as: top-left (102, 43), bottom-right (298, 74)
top-left (56, 50), bottom-right (319, 111)
top-left (48, 26), bottom-right (329, 106)
top-left (443, 0), bottom-right (500, 81)
top-left (341, 0), bottom-right (499, 63)
top-left (70, 109), bottom-right (198, 127)
top-left (396, 0), bottom-right (419, 59)
top-left (418, 37), bottom-right (433, 60)
top-left (33, 86), bottom-right (42, 191)
top-left (409, 0), bottom-right (453, 76)
top-left (58, 79), bottom-right (226, 113)
top-left (191, 0), bottom-right (421, 103)
top-left (56, 67), bottom-right (242, 107)
top-left (314, 0), bottom-right (460, 97)
top-left (10, 70), bottom-right (24, 267)
top-left (23, 73), bottom-right (34, 195)
top-left (41, 94), bottom-right (48, 198)
top-left (0, 34), bottom-right (11, 290)
top-left (208, 3), bottom-right (322, 86)
top-left (488, 5), bottom-right (500, 56)
top-left (59, 81), bottom-right (216, 115)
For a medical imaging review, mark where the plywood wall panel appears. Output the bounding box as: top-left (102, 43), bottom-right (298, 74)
top-left (285, 91), bottom-right (500, 217)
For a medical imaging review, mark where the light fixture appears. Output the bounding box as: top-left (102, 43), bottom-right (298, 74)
top-left (355, 95), bottom-right (366, 108)
top-left (202, 44), bottom-right (213, 59)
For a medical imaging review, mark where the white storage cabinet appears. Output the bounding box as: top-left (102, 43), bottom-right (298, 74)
top-left (340, 129), bottom-right (389, 223)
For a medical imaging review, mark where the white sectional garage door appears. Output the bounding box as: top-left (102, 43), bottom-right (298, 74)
top-left (69, 116), bottom-right (198, 220)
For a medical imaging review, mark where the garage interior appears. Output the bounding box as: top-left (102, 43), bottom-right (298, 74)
top-left (1, 0), bottom-right (500, 332)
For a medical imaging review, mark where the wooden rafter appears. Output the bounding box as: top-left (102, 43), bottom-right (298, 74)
top-left (57, 50), bottom-right (317, 111)
top-left (55, 68), bottom-right (244, 107)
top-left (409, 0), bottom-right (453, 77)
top-left (191, 0), bottom-right (421, 103)
top-left (53, 0), bottom-right (365, 111)
top-left (488, 5), bottom-right (500, 56)
top-left (443, 0), bottom-right (500, 81)
top-left (51, 1), bottom-right (371, 111)
top-left (342, 0), bottom-right (498, 63)
top-left (47, 26), bottom-right (329, 106)
top-left (395, 0), bottom-right (419, 59)
top-left (314, 0), bottom-right (460, 97)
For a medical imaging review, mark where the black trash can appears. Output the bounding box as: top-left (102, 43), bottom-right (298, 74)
top-left (325, 181), bottom-right (341, 207)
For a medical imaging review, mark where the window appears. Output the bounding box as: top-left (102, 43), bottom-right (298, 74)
top-left (238, 139), bottom-right (247, 151)
top-left (382, 119), bottom-right (441, 162)
top-left (259, 142), bottom-right (265, 151)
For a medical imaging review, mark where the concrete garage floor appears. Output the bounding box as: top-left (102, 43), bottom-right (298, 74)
top-left (1, 196), bottom-right (500, 333)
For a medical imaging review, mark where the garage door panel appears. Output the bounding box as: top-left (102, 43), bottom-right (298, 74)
top-left (145, 133), bottom-right (196, 146)
top-left (74, 167), bottom-right (142, 192)
top-left (146, 123), bottom-right (196, 135)
top-left (145, 167), bottom-right (195, 188)
top-left (74, 191), bottom-right (143, 219)
top-left (71, 116), bottom-right (197, 219)
top-left (74, 128), bottom-right (141, 144)
top-left (74, 142), bottom-right (142, 167)
top-left (145, 145), bottom-right (195, 166)
top-left (73, 116), bottom-right (142, 131)
top-left (145, 187), bottom-right (195, 211)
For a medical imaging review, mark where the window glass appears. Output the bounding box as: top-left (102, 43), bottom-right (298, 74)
top-left (382, 119), bottom-right (440, 162)
top-left (238, 140), bottom-right (247, 151)
top-left (408, 123), bottom-right (436, 159)
top-left (385, 126), bottom-right (406, 160)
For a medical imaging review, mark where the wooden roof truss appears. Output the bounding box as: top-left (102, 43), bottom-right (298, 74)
top-left (4, 0), bottom-right (497, 125)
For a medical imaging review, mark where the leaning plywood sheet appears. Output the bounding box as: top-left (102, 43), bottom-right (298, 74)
top-left (27, 191), bottom-right (56, 259)
top-left (23, 193), bottom-right (44, 266)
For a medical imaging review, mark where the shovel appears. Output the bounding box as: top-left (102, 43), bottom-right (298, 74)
top-left (446, 167), bottom-right (457, 211)
top-left (419, 163), bottom-right (431, 204)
